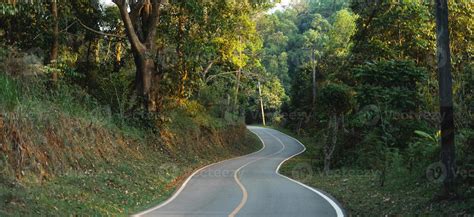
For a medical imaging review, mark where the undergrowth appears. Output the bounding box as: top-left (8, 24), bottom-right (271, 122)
top-left (277, 127), bottom-right (474, 216)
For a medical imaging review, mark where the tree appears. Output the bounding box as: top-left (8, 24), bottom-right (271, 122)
top-left (257, 10), bottom-right (298, 91)
top-left (352, 60), bottom-right (427, 183)
top-left (302, 14), bottom-right (330, 106)
top-left (48, 0), bottom-right (59, 64)
top-left (350, 2), bottom-right (435, 65)
top-left (318, 83), bottom-right (353, 174)
top-left (112, 0), bottom-right (164, 112)
top-left (435, 0), bottom-right (455, 197)
top-left (326, 9), bottom-right (357, 58)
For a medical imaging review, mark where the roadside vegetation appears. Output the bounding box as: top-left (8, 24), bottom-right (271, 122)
top-left (278, 128), bottom-right (473, 216)
top-left (263, 1), bottom-right (473, 215)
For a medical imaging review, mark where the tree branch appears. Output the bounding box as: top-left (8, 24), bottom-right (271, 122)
top-left (114, 0), bottom-right (146, 53)
top-left (129, 0), bottom-right (147, 29)
top-left (76, 19), bottom-right (126, 39)
top-left (145, 0), bottom-right (163, 46)
top-left (206, 71), bottom-right (238, 83)
top-left (202, 60), bottom-right (216, 77)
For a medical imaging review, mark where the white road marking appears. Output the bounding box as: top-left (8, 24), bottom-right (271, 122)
top-left (133, 127), bottom-right (266, 217)
top-left (265, 129), bottom-right (345, 217)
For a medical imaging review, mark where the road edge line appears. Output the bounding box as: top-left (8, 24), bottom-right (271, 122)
top-left (133, 127), bottom-right (267, 217)
top-left (267, 128), bottom-right (346, 217)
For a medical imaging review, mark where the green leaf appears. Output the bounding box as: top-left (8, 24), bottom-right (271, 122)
top-left (414, 130), bottom-right (434, 141)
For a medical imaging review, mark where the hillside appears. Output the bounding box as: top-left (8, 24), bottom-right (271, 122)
top-left (0, 71), bottom-right (260, 215)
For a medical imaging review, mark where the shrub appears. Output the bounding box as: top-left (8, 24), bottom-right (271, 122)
top-left (405, 130), bottom-right (440, 176)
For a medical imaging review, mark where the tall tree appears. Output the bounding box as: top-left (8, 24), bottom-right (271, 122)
top-left (350, 2), bottom-right (435, 65)
top-left (49, 0), bottom-right (59, 63)
top-left (113, 0), bottom-right (164, 112)
top-left (302, 14), bottom-right (330, 106)
top-left (317, 83), bottom-right (353, 174)
top-left (435, 0), bottom-right (455, 196)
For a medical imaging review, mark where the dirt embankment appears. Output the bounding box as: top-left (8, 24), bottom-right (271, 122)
top-left (0, 110), bottom-right (259, 216)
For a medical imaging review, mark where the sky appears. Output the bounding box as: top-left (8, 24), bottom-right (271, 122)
top-left (276, 0), bottom-right (292, 8)
top-left (100, 0), bottom-right (113, 6)
top-left (270, 0), bottom-right (292, 13)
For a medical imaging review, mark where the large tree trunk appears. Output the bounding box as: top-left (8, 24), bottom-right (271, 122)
top-left (134, 54), bottom-right (157, 112)
top-left (49, 0), bottom-right (59, 63)
top-left (435, 0), bottom-right (456, 196)
top-left (113, 0), bottom-right (163, 112)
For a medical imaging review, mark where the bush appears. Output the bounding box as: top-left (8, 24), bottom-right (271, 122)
top-left (95, 69), bottom-right (135, 115)
top-left (198, 82), bottom-right (228, 117)
top-left (405, 130), bottom-right (440, 176)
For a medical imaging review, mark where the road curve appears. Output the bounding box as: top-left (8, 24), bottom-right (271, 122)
top-left (134, 126), bottom-right (344, 217)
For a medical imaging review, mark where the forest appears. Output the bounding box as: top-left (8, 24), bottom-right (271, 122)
top-left (0, 0), bottom-right (473, 216)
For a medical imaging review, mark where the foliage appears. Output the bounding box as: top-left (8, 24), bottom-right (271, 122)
top-left (264, 1), bottom-right (472, 211)
top-left (350, 1), bottom-right (435, 65)
top-left (405, 130), bottom-right (440, 175)
top-left (260, 76), bottom-right (288, 112)
top-left (349, 60), bottom-right (429, 174)
top-left (317, 83), bottom-right (353, 116)
top-left (353, 60), bottom-right (426, 112)
top-left (279, 128), bottom-right (474, 216)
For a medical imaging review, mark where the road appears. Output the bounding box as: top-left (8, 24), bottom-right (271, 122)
top-left (134, 126), bottom-right (344, 217)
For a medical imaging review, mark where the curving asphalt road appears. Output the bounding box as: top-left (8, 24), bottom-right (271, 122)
top-left (134, 126), bottom-right (344, 217)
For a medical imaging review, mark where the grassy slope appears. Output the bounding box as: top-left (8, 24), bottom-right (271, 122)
top-left (0, 75), bottom-right (262, 216)
top-left (275, 127), bottom-right (473, 216)
top-left (1, 130), bottom-right (261, 216)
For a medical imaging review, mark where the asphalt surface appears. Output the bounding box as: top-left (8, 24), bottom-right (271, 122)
top-left (135, 126), bottom-right (344, 217)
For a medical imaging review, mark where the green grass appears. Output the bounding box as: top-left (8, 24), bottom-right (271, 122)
top-left (1, 156), bottom-right (179, 216)
top-left (0, 74), bottom-right (20, 111)
top-left (276, 126), bottom-right (474, 216)
top-left (1, 157), bottom-right (174, 216)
